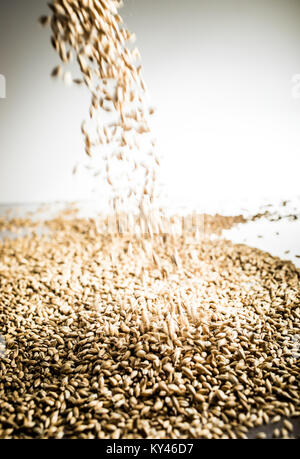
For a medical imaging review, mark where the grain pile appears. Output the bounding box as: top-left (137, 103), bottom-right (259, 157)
top-left (40, 0), bottom-right (161, 217)
top-left (0, 218), bottom-right (299, 439)
top-left (0, 212), bottom-right (245, 237)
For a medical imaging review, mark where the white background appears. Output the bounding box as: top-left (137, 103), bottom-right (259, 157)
top-left (0, 0), bottom-right (300, 207)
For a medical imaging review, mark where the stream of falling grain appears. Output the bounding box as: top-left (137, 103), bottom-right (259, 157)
top-left (40, 0), bottom-right (162, 222)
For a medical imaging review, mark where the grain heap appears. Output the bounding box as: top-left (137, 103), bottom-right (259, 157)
top-left (40, 0), bottom-right (161, 219)
top-left (0, 218), bottom-right (299, 439)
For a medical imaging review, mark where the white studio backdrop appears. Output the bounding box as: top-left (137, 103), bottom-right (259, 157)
top-left (0, 0), bottom-right (300, 208)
